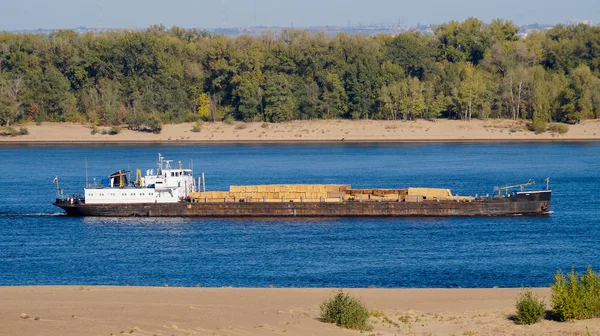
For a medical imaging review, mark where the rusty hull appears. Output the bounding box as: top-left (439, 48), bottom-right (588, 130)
top-left (55, 191), bottom-right (551, 217)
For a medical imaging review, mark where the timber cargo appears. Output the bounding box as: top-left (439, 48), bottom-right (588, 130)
top-left (53, 154), bottom-right (552, 217)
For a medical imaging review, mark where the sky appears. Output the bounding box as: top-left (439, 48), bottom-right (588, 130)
top-left (1, 0), bottom-right (599, 31)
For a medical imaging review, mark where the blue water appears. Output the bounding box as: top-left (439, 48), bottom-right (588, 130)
top-left (0, 143), bottom-right (599, 288)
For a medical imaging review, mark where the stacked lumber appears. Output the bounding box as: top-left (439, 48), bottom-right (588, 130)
top-left (407, 188), bottom-right (453, 200)
top-left (190, 184), bottom-right (350, 202)
top-left (346, 189), bottom-right (407, 201)
top-left (188, 185), bottom-right (473, 203)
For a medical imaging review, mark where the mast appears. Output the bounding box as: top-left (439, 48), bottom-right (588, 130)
top-left (157, 153), bottom-right (163, 175)
top-left (54, 176), bottom-right (62, 198)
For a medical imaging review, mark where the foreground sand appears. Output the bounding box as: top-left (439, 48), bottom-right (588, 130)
top-left (2, 287), bottom-right (599, 336)
top-left (2, 119), bottom-right (600, 144)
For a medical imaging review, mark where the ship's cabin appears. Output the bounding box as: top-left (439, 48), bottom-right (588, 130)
top-left (84, 154), bottom-right (197, 204)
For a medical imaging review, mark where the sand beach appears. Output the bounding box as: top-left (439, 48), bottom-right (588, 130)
top-left (1, 119), bottom-right (600, 144)
top-left (2, 287), bottom-right (600, 336)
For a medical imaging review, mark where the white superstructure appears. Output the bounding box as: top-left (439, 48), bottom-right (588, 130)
top-left (84, 154), bottom-right (196, 205)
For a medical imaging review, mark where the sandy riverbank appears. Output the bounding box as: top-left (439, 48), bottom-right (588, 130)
top-left (2, 287), bottom-right (599, 336)
top-left (2, 119), bottom-right (600, 144)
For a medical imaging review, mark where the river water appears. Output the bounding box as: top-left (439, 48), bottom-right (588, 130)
top-left (0, 143), bottom-right (598, 287)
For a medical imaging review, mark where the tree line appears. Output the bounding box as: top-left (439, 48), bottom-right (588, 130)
top-left (0, 19), bottom-right (599, 131)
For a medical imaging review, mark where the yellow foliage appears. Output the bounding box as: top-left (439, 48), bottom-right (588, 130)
top-left (197, 93), bottom-right (211, 120)
top-left (464, 62), bottom-right (475, 74)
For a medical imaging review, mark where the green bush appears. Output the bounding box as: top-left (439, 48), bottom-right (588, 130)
top-left (551, 266), bottom-right (600, 321)
top-left (528, 120), bottom-right (547, 134)
top-left (0, 126), bottom-right (28, 136)
top-left (191, 121), bottom-right (203, 132)
top-left (515, 289), bottom-right (546, 325)
top-left (108, 126), bottom-right (121, 135)
top-left (549, 123), bottom-right (569, 134)
top-left (0, 126), bottom-right (17, 136)
top-left (319, 290), bottom-right (372, 331)
top-left (143, 115), bottom-right (163, 134)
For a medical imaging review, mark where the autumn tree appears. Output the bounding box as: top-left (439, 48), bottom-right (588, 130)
top-left (197, 93), bottom-right (211, 120)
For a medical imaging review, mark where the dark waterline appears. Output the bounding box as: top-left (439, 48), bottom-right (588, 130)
top-left (1, 143), bottom-right (599, 288)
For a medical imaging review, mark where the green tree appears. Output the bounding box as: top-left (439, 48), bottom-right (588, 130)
top-left (401, 76), bottom-right (425, 120)
top-left (568, 65), bottom-right (598, 121)
top-left (422, 79), bottom-right (447, 120)
top-left (264, 72), bottom-right (295, 122)
top-left (0, 22), bottom-right (597, 126)
top-left (529, 66), bottom-right (565, 130)
top-left (435, 18), bottom-right (487, 64)
top-left (0, 77), bottom-right (23, 126)
top-left (482, 41), bottom-right (535, 119)
top-left (319, 73), bottom-right (347, 119)
top-left (384, 32), bottom-right (439, 79)
top-left (379, 81), bottom-right (403, 120)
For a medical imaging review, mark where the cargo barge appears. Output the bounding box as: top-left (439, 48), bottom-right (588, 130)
top-left (53, 154), bottom-right (551, 217)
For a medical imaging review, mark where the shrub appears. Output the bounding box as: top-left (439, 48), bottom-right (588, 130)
top-left (549, 123), bottom-right (569, 134)
top-left (261, 122), bottom-right (269, 129)
top-left (0, 126), bottom-right (17, 136)
top-left (143, 115), bottom-right (163, 134)
top-left (191, 121), bottom-right (203, 133)
top-left (18, 127), bottom-right (29, 135)
top-left (108, 126), bottom-right (121, 135)
top-left (64, 112), bottom-right (87, 124)
top-left (223, 117), bottom-right (235, 125)
top-left (528, 120), bottom-right (547, 134)
top-left (319, 290), bottom-right (372, 331)
top-left (515, 289), bottom-right (546, 325)
top-left (234, 123), bottom-right (247, 130)
top-left (91, 125), bottom-right (99, 135)
top-left (551, 266), bottom-right (600, 321)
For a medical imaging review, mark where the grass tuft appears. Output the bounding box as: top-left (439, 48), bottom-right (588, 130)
top-left (548, 123), bottom-right (569, 134)
top-left (320, 290), bottom-right (372, 331)
top-left (191, 121), bottom-right (203, 133)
